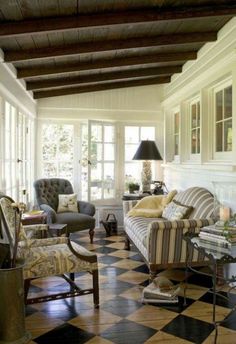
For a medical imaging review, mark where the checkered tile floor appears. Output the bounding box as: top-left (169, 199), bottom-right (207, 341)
top-left (26, 228), bottom-right (236, 344)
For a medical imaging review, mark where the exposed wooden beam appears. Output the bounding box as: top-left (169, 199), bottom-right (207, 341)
top-left (0, 4), bottom-right (235, 38)
top-left (5, 32), bottom-right (216, 62)
top-left (18, 51), bottom-right (196, 78)
top-left (33, 76), bottom-right (171, 99)
top-left (26, 65), bottom-right (182, 90)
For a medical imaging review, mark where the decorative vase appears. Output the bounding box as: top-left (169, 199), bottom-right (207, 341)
top-left (0, 261), bottom-right (31, 344)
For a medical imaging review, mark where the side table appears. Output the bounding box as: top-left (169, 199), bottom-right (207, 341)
top-left (48, 224), bottom-right (68, 237)
top-left (22, 212), bottom-right (47, 226)
top-left (122, 193), bottom-right (150, 201)
top-left (183, 232), bottom-right (236, 344)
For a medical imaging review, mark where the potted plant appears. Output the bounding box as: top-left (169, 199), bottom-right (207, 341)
top-left (0, 200), bottom-right (31, 344)
top-left (128, 182), bottom-right (140, 194)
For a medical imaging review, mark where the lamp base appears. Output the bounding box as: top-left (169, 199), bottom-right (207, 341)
top-left (141, 161), bottom-right (152, 193)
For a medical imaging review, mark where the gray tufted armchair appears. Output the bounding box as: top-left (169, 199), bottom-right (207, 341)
top-left (33, 178), bottom-right (96, 243)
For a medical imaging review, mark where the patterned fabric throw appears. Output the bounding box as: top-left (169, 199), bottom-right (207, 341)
top-left (162, 200), bottom-right (193, 221)
top-left (57, 194), bottom-right (78, 213)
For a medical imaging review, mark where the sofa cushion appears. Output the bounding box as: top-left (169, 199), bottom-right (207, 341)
top-left (127, 190), bottom-right (177, 218)
top-left (162, 200), bottom-right (193, 220)
top-left (173, 187), bottom-right (215, 219)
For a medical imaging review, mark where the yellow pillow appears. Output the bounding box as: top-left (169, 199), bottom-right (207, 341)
top-left (128, 208), bottom-right (163, 218)
top-left (161, 190), bottom-right (178, 207)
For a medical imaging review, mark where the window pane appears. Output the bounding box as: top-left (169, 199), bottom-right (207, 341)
top-left (191, 130), bottom-right (196, 154)
top-left (104, 143), bottom-right (114, 160)
top-left (197, 102), bottom-right (201, 127)
top-left (59, 162), bottom-right (73, 179)
top-left (125, 126), bottom-right (139, 143)
top-left (224, 86), bottom-right (232, 119)
top-left (141, 127), bottom-right (155, 140)
top-left (58, 125), bottom-right (73, 160)
top-left (125, 144), bottom-right (139, 161)
top-left (104, 163), bottom-right (115, 199)
top-left (224, 119), bottom-right (232, 152)
top-left (191, 104), bottom-right (197, 129)
top-left (125, 162), bottom-right (141, 185)
top-left (174, 112), bottom-right (179, 134)
top-left (43, 143), bottom-right (57, 160)
top-left (91, 124), bottom-right (102, 142)
top-left (197, 128), bottom-right (200, 153)
top-left (43, 163), bottom-right (57, 177)
top-left (216, 91), bottom-right (223, 121)
top-left (174, 134), bottom-right (179, 155)
top-left (91, 142), bottom-right (102, 161)
top-left (91, 163), bottom-right (102, 201)
top-left (104, 125), bottom-right (115, 142)
top-left (216, 122), bottom-right (223, 152)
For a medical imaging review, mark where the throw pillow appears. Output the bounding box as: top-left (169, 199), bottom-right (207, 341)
top-left (162, 200), bottom-right (193, 221)
top-left (128, 208), bottom-right (163, 218)
top-left (57, 194), bottom-right (78, 213)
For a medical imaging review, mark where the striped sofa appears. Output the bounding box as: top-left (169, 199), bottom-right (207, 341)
top-left (123, 187), bottom-right (216, 279)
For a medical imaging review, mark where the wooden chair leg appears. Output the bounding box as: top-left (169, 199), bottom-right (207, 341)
top-left (89, 228), bottom-right (94, 244)
top-left (93, 269), bottom-right (99, 308)
top-left (124, 236), bottom-right (130, 250)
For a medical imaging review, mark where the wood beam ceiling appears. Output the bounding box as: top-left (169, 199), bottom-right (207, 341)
top-left (0, 4), bottom-right (235, 37)
top-left (5, 32), bottom-right (216, 62)
top-left (26, 66), bottom-right (181, 90)
top-left (33, 76), bottom-right (171, 99)
top-left (18, 51), bottom-right (196, 78)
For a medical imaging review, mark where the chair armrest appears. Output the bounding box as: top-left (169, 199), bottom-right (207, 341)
top-left (78, 201), bottom-right (95, 216)
top-left (23, 224), bottom-right (48, 239)
top-left (123, 200), bottom-right (139, 217)
top-left (147, 218), bottom-right (215, 264)
top-left (39, 204), bottom-right (56, 223)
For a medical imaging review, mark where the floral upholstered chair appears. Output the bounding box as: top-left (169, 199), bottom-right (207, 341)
top-left (0, 196), bottom-right (99, 306)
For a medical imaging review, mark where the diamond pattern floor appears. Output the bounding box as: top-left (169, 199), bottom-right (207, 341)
top-left (26, 228), bottom-right (236, 344)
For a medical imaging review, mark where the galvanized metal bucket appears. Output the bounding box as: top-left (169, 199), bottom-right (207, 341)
top-left (0, 261), bottom-right (31, 344)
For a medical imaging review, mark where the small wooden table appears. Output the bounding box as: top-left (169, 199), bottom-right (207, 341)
top-left (21, 212), bottom-right (47, 226)
top-left (48, 224), bottom-right (68, 237)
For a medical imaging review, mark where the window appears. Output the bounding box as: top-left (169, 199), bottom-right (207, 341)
top-left (174, 112), bottom-right (180, 156)
top-left (80, 121), bottom-right (116, 202)
top-left (1, 100), bottom-right (35, 203)
top-left (215, 85), bottom-right (232, 152)
top-left (41, 124), bottom-right (74, 181)
top-left (124, 126), bottom-right (155, 189)
top-left (190, 100), bottom-right (200, 154)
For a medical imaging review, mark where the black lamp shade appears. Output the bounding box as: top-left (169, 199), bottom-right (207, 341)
top-left (132, 140), bottom-right (162, 160)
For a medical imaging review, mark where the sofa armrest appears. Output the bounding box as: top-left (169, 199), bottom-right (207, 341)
top-left (78, 201), bottom-right (95, 216)
top-left (123, 200), bottom-right (139, 217)
top-left (146, 218), bottom-right (214, 265)
top-left (39, 204), bottom-right (56, 223)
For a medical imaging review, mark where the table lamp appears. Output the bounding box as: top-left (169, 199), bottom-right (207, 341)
top-left (132, 140), bottom-right (162, 192)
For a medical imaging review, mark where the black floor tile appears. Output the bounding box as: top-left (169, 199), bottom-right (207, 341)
top-left (128, 253), bottom-right (143, 261)
top-left (34, 323), bottom-right (95, 344)
top-left (162, 314), bottom-right (214, 344)
top-left (133, 264), bottom-right (150, 274)
top-left (92, 246), bottom-right (118, 254)
top-left (199, 290), bottom-right (236, 309)
top-left (100, 319), bottom-right (157, 344)
top-left (221, 309), bottom-right (236, 331)
top-left (150, 296), bottom-right (195, 314)
top-left (187, 271), bottom-right (213, 288)
top-left (25, 305), bottom-right (38, 316)
top-left (101, 296), bottom-right (142, 317)
top-left (93, 239), bottom-right (115, 245)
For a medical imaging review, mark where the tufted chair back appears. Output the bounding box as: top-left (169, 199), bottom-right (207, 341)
top-left (34, 178), bottom-right (74, 211)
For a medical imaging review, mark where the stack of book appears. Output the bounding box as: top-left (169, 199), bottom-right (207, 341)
top-left (142, 276), bottom-right (179, 304)
top-left (199, 223), bottom-right (236, 250)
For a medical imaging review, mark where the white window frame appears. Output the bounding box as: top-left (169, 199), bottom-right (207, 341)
top-left (172, 107), bottom-right (180, 163)
top-left (0, 97), bottom-right (35, 204)
top-left (189, 97), bottom-right (201, 161)
top-left (211, 78), bottom-right (232, 162)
